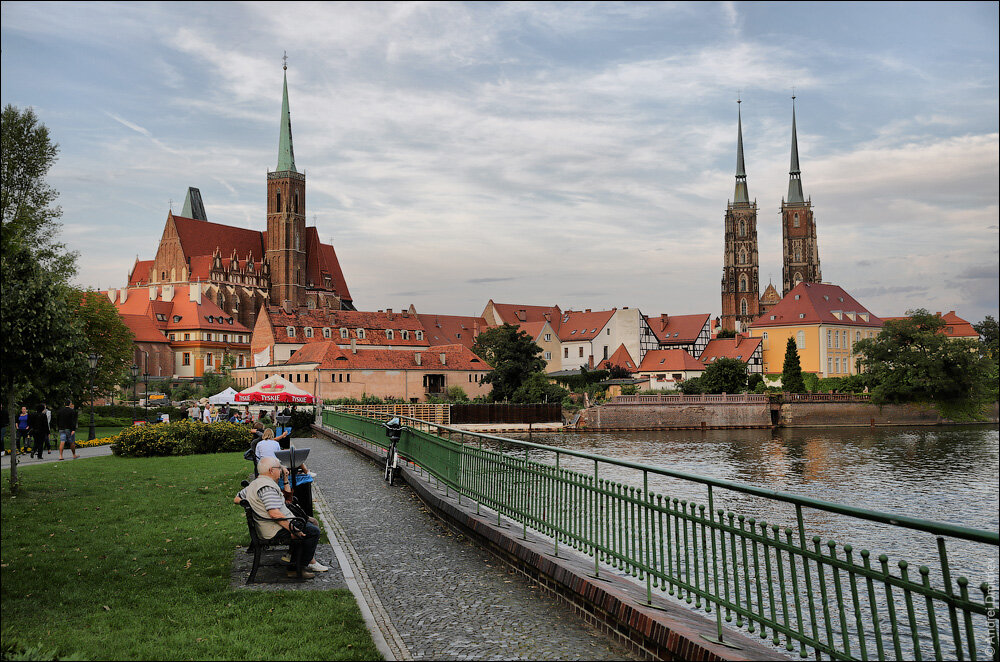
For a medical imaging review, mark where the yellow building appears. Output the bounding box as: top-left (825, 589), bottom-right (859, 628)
top-left (747, 282), bottom-right (883, 377)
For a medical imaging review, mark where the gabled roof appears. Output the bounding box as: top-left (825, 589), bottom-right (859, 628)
top-left (265, 307), bottom-right (429, 347)
top-left (285, 342), bottom-right (490, 371)
top-left (417, 313), bottom-right (486, 349)
top-left (645, 313), bottom-right (711, 344)
top-left (558, 309), bottom-right (616, 341)
top-left (305, 227), bottom-right (352, 303)
top-left (172, 214), bottom-right (265, 260)
top-left (882, 311), bottom-right (979, 339)
top-left (700, 336), bottom-right (762, 364)
top-left (129, 259), bottom-right (154, 287)
top-left (110, 285), bottom-right (250, 334)
top-left (637, 349), bottom-right (705, 373)
top-left (490, 302), bottom-right (562, 331)
top-left (120, 314), bottom-right (170, 343)
top-left (750, 282), bottom-right (882, 328)
top-left (596, 344), bottom-right (637, 372)
top-left (760, 282), bottom-right (781, 305)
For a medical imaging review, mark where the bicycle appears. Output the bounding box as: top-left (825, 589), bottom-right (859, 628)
top-left (382, 417), bottom-right (402, 485)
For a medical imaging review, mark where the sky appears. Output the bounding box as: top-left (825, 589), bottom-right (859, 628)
top-left (2, 1), bottom-right (998, 323)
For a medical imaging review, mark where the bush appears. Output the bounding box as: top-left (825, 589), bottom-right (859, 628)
top-left (110, 420), bottom-right (252, 457)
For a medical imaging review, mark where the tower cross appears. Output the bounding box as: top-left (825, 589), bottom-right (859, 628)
top-left (282, 51), bottom-right (288, 71)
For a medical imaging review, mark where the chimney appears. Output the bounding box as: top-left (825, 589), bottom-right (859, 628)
top-left (415, 352), bottom-right (422, 366)
top-left (440, 353), bottom-right (447, 365)
top-left (282, 299), bottom-right (293, 314)
top-left (350, 338), bottom-right (357, 354)
top-left (517, 309), bottom-right (526, 321)
top-left (585, 309), bottom-right (591, 313)
top-left (387, 308), bottom-right (393, 314)
top-left (120, 288), bottom-right (128, 304)
top-left (149, 285), bottom-right (158, 300)
top-left (161, 284), bottom-right (174, 302)
top-left (106, 289), bottom-right (117, 303)
top-left (189, 285), bottom-right (202, 304)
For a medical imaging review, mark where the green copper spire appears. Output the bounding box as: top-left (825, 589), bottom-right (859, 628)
top-left (276, 57), bottom-right (297, 173)
top-left (787, 96), bottom-right (804, 203)
top-left (734, 100), bottom-right (749, 204)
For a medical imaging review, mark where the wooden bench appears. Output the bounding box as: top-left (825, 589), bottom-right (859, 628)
top-left (237, 482), bottom-right (308, 584)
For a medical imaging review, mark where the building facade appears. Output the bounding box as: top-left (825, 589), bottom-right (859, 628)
top-left (781, 99), bottom-right (822, 296)
top-left (721, 102), bottom-right (761, 332)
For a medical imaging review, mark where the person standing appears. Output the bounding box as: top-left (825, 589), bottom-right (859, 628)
top-left (16, 406), bottom-right (31, 454)
top-left (29, 404), bottom-right (50, 459)
top-left (44, 403), bottom-right (56, 455)
top-left (187, 402), bottom-right (201, 421)
top-left (56, 401), bottom-right (79, 460)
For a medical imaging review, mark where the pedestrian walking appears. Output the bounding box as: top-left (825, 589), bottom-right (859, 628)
top-left (16, 406), bottom-right (31, 454)
top-left (44, 403), bottom-right (56, 455)
top-left (30, 404), bottom-right (50, 459)
top-left (56, 401), bottom-right (79, 460)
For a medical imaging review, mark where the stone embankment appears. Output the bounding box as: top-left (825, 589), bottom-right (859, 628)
top-left (574, 395), bottom-right (999, 430)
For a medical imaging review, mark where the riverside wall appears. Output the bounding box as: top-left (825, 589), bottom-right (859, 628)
top-left (576, 399), bottom-right (999, 430)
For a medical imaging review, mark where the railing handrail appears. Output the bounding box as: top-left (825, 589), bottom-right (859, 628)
top-left (327, 406), bottom-right (999, 546)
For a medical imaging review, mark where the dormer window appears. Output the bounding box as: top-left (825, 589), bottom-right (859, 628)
top-left (286, 326), bottom-right (295, 337)
top-left (415, 330), bottom-right (423, 340)
top-left (794, 295), bottom-right (801, 300)
top-left (860, 313), bottom-right (869, 322)
top-left (156, 313), bottom-right (167, 322)
top-left (207, 315), bottom-right (215, 323)
top-left (340, 328), bottom-right (348, 339)
top-left (304, 327), bottom-right (313, 338)
top-left (323, 328), bottom-right (331, 338)
top-left (401, 330), bottom-right (409, 340)
top-left (455, 332), bottom-right (461, 339)
top-left (356, 328), bottom-right (366, 339)
top-left (386, 329), bottom-right (394, 340)
top-left (227, 318), bottom-right (233, 325)
top-left (173, 315), bottom-right (182, 323)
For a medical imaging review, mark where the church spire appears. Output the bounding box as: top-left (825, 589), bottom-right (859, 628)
top-left (786, 96), bottom-right (804, 203)
top-left (276, 53), bottom-right (297, 173)
top-left (734, 99), bottom-right (749, 204)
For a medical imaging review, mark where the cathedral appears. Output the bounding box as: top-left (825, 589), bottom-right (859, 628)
top-left (126, 62), bottom-right (354, 331)
top-left (721, 98), bottom-right (821, 332)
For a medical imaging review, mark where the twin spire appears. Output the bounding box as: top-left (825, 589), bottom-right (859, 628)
top-left (733, 96), bottom-right (805, 204)
top-left (276, 53), bottom-right (297, 173)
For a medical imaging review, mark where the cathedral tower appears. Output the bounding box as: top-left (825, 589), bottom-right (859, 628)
top-left (721, 101), bottom-right (761, 332)
top-left (780, 98), bottom-right (821, 296)
top-left (266, 59), bottom-right (307, 309)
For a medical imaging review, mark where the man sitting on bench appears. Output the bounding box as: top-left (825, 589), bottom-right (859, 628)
top-left (234, 457), bottom-right (321, 579)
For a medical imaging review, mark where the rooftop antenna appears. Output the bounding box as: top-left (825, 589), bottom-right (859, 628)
top-left (168, 198), bottom-right (173, 213)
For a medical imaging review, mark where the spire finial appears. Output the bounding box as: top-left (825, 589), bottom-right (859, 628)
top-left (734, 97), bottom-right (749, 204)
top-left (282, 51), bottom-right (288, 71)
top-left (275, 55), bottom-right (297, 173)
top-left (787, 92), bottom-right (804, 203)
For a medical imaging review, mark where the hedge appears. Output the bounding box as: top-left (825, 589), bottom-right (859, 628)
top-left (110, 421), bottom-right (252, 457)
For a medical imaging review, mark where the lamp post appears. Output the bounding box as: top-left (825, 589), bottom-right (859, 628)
top-left (87, 352), bottom-right (101, 440)
top-left (131, 364), bottom-right (139, 424)
top-left (143, 371), bottom-right (150, 422)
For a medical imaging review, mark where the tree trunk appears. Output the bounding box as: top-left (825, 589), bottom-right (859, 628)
top-left (8, 392), bottom-right (19, 494)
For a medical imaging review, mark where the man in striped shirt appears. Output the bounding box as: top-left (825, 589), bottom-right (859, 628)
top-left (235, 456), bottom-right (321, 579)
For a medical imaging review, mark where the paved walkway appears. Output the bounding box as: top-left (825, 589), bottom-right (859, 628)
top-left (1, 442), bottom-right (114, 469)
top-left (300, 434), bottom-right (634, 661)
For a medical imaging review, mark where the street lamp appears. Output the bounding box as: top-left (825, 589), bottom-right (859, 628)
top-left (87, 352), bottom-right (101, 440)
top-left (131, 364), bottom-right (139, 424)
top-left (143, 371), bottom-right (150, 422)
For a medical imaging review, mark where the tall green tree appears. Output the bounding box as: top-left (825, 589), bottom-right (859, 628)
top-left (854, 309), bottom-right (993, 405)
top-left (700, 357), bottom-right (749, 394)
top-left (974, 315), bottom-right (998, 362)
top-left (1, 105), bottom-right (79, 492)
top-left (781, 337), bottom-right (806, 393)
top-left (471, 323), bottom-right (545, 402)
top-left (71, 289), bottom-right (136, 395)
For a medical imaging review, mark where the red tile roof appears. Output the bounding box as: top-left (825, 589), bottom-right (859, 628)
top-left (558, 309), bottom-right (616, 341)
top-left (596, 344), bottom-right (637, 371)
top-left (637, 349), bottom-right (705, 372)
top-left (750, 282), bottom-right (883, 328)
top-left (285, 342), bottom-right (491, 371)
top-left (644, 313), bottom-right (711, 344)
top-left (490, 303), bottom-right (562, 331)
top-left (120, 314), bottom-right (170, 343)
top-left (882, 311), bottom-right (979, 339)
top-left (266, 308), bottom-right (429, 346)
top-left (111, 285), bottom-right (250, 334)
top-left (416, 313), bottom-right (487, 349)
top-left (700, 336), bottom-right (762, 364)
top-left (305, 226), bottom-right (353, 304)
top-left (172, 214), bottom-right (265, 260)
top-left (129, 260), bottom-right (154, 286)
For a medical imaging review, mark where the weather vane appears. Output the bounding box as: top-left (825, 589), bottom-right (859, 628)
top-left (282, 51), bottom-right (288, 71)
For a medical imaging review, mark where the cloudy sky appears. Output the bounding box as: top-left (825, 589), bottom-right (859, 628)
top-left (2, 2), bottom-right (997, 322)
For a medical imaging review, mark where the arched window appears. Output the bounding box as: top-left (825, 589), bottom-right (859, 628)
top-left (740, 298), bottom-right (748, 315)
top-left (793, 212), bottom-right (800, 228)
top-left (386, 329), bottom-right (394, 340)
top-left (323, 327), bottom-right (331, 338)
top-left (294, 191), bottom-right (299, 214)
top-left (796, 330), bottom-right (805, 349)
top-left (794, 272), bottom-right (803, 286)
top-left (276, 190), bottom-right (281, 211)
top-left (357, 328), bottom-right (366, 339)
top-left (304, 327), bottom-right (313, 338)
top-left (739, 274), bottom-right (748, 292)
top-left (739, 220), bottom-right (746, 237)
top-left (340, 328), bottom-right (348, 339)
top-left (794, 241), bottom-right (802, 261)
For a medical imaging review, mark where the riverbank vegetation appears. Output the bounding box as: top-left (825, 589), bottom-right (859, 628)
top-left (0, 453), bottom-right (380, 660)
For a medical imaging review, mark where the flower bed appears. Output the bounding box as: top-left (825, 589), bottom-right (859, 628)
top-left (110, 420), bottom-right (252, 457)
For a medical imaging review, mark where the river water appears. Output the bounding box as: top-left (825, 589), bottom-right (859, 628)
top-left (493, 425), bottom-right (999, 658)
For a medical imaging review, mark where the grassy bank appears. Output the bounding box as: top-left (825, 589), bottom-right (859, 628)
top-left (1, 453), bottom-right (380, 660)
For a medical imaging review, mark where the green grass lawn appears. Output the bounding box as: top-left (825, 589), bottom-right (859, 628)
top-left (1, 453), bottom-right (381, 661)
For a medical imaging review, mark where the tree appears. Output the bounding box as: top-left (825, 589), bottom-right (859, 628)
top-left (699, 358), bottom-right (749, 394)
top-left (716, 328), bottom-right (736, 339)
top-left (70, 289), bottom-right (136, 396)
top-left (854, 309), bottom-right (994, 405)
top-left (781, 337), bottom-right (806, 393)
top-left (678, 376), bottom-right (704, 394)
top-left (974, 316), bottom-right (998, 362)
top-left (471, 323), bottom-right (545, 401)
top-left (511, 373), bottom-right (569, 404)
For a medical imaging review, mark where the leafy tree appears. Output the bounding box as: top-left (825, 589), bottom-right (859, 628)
top-left (974, 316), bottom-right (998, 362)
top-left (551, 367), bottom-right (610, 391)
top-left (781, 337), bottom-right (806, 393)
top-left (471, 323), bottom-right (545, 401)
top-left (69, 289), bottom-right (135, 397)
top-left (716, 328), bottom-right (736, 339)
top-left (607, 364), bottom-right (632, 379)
top-left (699, 358), bottom-right (749, 394)
top-left (746, 373), bottom-right (764, 392)
top-left (678, 376), bottom-right (704, 394)
top-left (445, 385), bottom-right (469, 402)
top-left (511, 373), bottom-right (569, 403)
top-left (854, 309), bottom-right (994, 405)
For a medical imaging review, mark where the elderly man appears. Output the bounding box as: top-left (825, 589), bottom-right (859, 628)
top-left (234, 456), bottom-right (322, 579)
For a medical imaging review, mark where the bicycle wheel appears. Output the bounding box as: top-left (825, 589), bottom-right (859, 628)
top-left (387, 451), bottom-right (396, 486)
top-left (383, 448), bottom-right (393, 482)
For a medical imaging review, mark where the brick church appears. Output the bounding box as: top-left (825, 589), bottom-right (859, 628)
top-left (125, 63), bottom-right (354, 332)
top-left (721, 98), bottom-right (822, 332)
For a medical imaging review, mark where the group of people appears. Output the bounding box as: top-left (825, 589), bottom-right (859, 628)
top-left (185, 403), bottom-right (299, 428)
top-left (10, 402), bottom-right (80, 460)
top-left (235, 421), bottom-right (324, 579)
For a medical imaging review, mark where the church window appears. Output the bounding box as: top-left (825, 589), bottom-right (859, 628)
top-left (794, 272), bottom-right (803, 286)
top-left (161, 271), bottom-right (166, 280)
top-left (340, 328), bottom-right (349, 339)
top-left (796, 330), bottom-right (805, 349)
top-left (739, 250), bottom-right (747, 265)
top-left (740, 298), bottom-right (748, 316)
top-left (286, 326), bottom-right (295, 337)
top-left (794, 242), bottom-right (802, 261)
top-left (386, 329), bottom-right (394, 340)
top-left (276, 190), bottom-right (281, 211)
top-left (304, 327), bottom-right (313, 338)
top-left (739, 275), bottom-right (748, 292)
top-left (233, 298), bottom-right (239, 312)
top-left (739, 220), bottom-right (746, 237)
top-left (357, 328), bottom-right (366, 339)
top-left (793, 213), bottom-right (800, 228)
top-left (294, 192), bottom-right (299, 214)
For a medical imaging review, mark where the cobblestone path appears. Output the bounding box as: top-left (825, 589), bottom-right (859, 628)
top-left (302, 435), bottom-right (634, 661)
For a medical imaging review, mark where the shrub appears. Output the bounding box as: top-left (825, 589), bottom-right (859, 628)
top-left (110, 420), bottom-right (252, 457)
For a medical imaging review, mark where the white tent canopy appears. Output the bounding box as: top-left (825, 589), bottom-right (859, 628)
top-left (208, 387), bottom-right (240, 405)
top-left (236, 375), bottom-right (316, 404)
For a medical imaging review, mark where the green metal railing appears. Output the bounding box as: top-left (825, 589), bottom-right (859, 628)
top-left (322, 408), bottom-right (999, 661)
